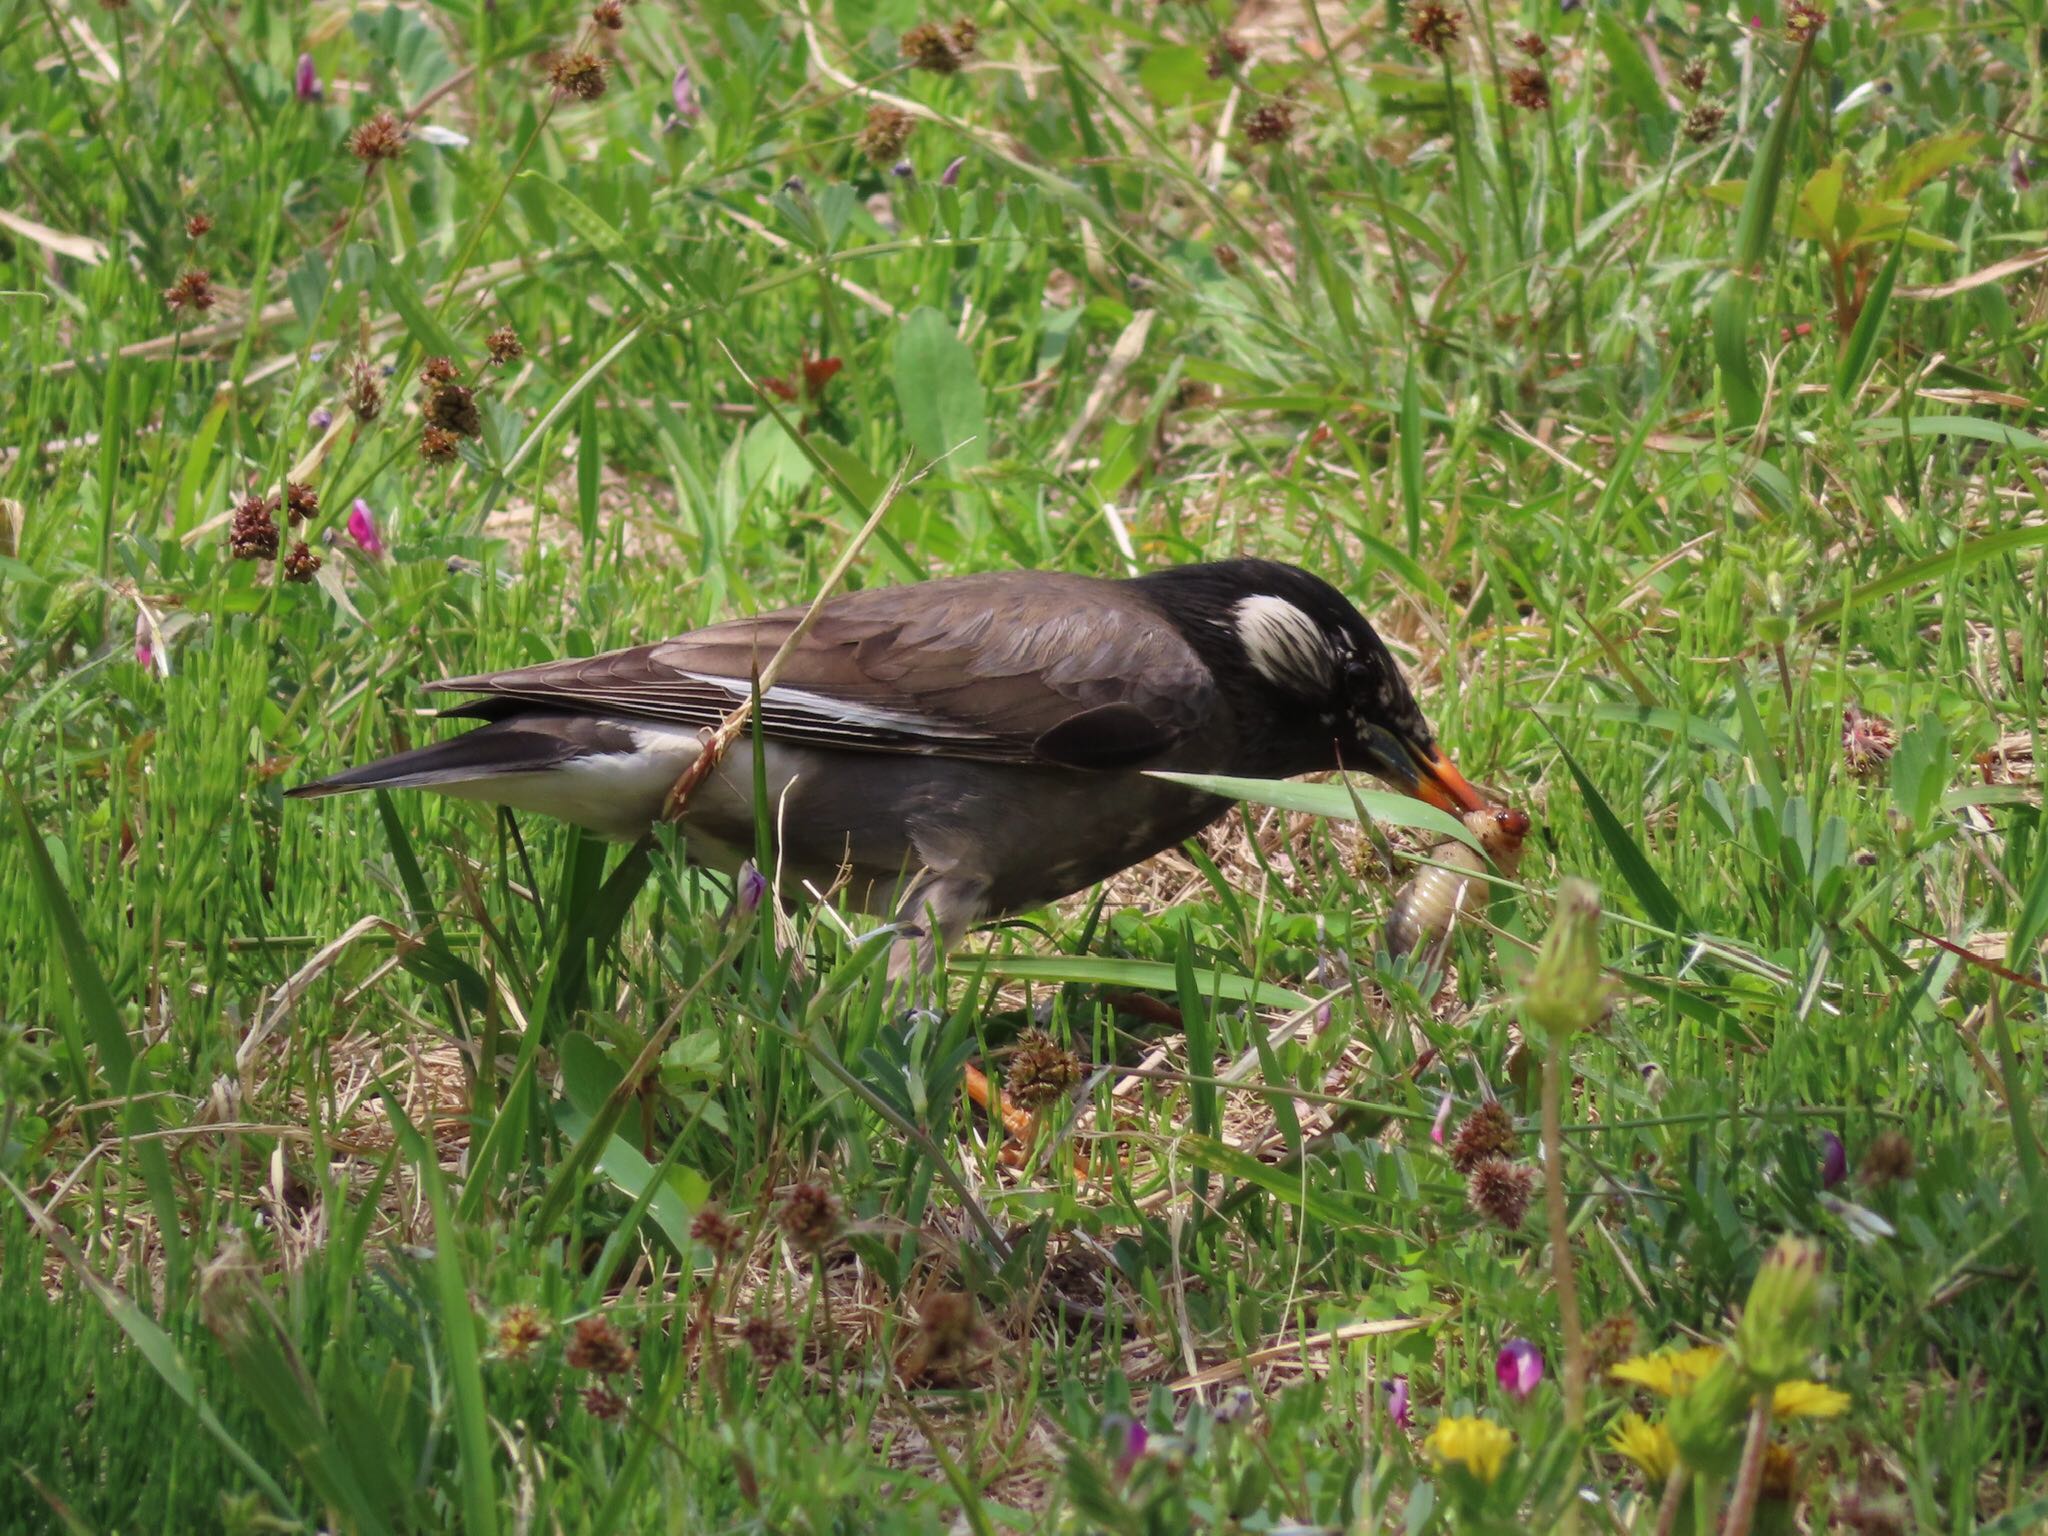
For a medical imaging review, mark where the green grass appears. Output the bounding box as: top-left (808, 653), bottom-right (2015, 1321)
top-left (4, 0), bottom-right (2047, 1528)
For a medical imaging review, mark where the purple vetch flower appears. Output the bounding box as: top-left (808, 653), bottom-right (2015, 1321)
top-left (1495, 1339), bottom-right (1544, 1402)
top-left (134, 607), bottom-right (154, 670)
top-left (2012, 149), bottom-right (2033, 192)
top-left (310, 406), bottom-right (334, 431)
top-left (671, 65), bottom-right (699, 122)
top-left (1384, 1377), bottom-right (1413, 1428)
top-left (891, 159), bottom-right (915, 180)
top-left (1431, 1091), bottom-right (1453, 1146)
top-left (737, 860), bottom-right (767, 915)
top-left (1820, 1131), bottom-right (1848, 1188)
top-left (346, 498), bottom-right (384, 556)
top-left (295, 53), bottom-right (323, 103)
top-left (940, 155), bottom-right (965, 187)
top-left (1109, 1416), bottom-right (1148, 1480)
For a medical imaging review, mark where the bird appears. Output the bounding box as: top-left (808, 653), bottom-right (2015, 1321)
top-left (288, 558), bottom-right (1487, 972)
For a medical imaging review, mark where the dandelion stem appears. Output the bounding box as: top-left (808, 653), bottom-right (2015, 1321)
top-left (1542, 1039), bottom-right (1587, 1426)
top-left (1652, 1463), bottom-right (1691, 1536)
top-left (1719, 1396), bottom-right (1774, 1536)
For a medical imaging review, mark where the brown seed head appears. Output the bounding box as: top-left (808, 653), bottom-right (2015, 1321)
top-left (228, 494), bottom-right (279, 560)
top-left (1859, 1129), bottom-right (1914, 1187)
top-left (1214, 243), bottom-right (1241, 273)
top-left (1681, 102), bottom-right (1726, 144)
top-left (282, 541), bottom-right (322, 583)
top-left (738, 1314), bottom-right (793, 1367)
top-left (186, 213), bottom-right (214, 239)
top-left (565, 1314), bottom-right (637, 1375)
top-left (1512, 32), bottom-right (1546, 58)
top-left (493, 1303), bottom-right (552, 1362)
top-left (1678, 56), bottom-right (1709, 93)
top-left (592, 0), bottom-right (625, 28)
top-left (1506, 65), bottom-right (1550, 111)
top-left (779, 1180), bottom-right (842, 1255)
top-left (550, 51), bottom-right (609, 101)
top-left (284, 481), bottom-right (319, 525)
top-left (1784, 0), bottom-right (1827, 42)
top-left (900, 20), bottom-right (975, 73)
top-left (1005, 1029), bottom-right (1082, 1111)
top-left (857, 104), bottom-right (915, 165)
top-left (421, 425), bottom-right (461, 463)
top-left (901, 1290), bottom-right (989, 1378)
top-left (917, 1291), bottom-right (979, 1354)
top-left (424, 383), bottom-right (482, 438)
top-left (1206, 32), bottom-right (1249, 78)
top-left (1449, 1101), bottom-right (1518, 1172)
top-left (579, 1383), bottom-right (627, 1421)
top-left (1466, 1156), bottom-right (1534, 1230)
top-left (1242, 101), bottom-right (1295, 146)
top-left (420, 355), bottom-right (460, 386)
top-left (1841, 704), bottom-right (1896, 779)
top-left (689, 1203), bottom-right (743, 1260)
top-left (163, 269), bottom-right (218, 313)
top-left (347, 361), bottom-right (384, 421)
top-left (486, 325), bottom-right (524, 365)
top-left (348, 109), bottom-right (408, 163)
top-left (1407, 1), bottom-right (1460, 56)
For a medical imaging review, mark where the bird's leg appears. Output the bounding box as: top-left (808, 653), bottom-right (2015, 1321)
top-left (883, 869), bottom-right (987, 997)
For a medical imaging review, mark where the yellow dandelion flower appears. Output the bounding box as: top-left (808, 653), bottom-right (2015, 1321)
top-left (1609, 1345), bottom-right (1725, 1396)
top-left (1770, 1379), bottom-right (1849, 1419)
top-left (1425, 1415), bottom-right (1514, 1484)
top-left (1607, 1412), bottom-right (1677, 1481)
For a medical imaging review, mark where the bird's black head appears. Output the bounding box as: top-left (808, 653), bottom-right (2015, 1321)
top-left (1136, 558), bottom-right (1487, 813)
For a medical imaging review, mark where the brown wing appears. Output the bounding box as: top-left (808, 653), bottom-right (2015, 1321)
top-left (425, 571), bottom-right (1219, 769)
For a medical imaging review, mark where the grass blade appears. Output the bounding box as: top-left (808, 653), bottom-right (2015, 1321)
top-left (1538, 724), bottom-right (1685, 934)
top-left (1834, 226), bottom-right (1908, 402)
top-left (381, 1095), bottom-right (499, 1536)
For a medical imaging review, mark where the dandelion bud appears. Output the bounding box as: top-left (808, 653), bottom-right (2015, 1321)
top-left (1733, 1236), bottom-right (1828, 1386)
top-left (1522, 878), bottom-right (1607, 1038)
top-left (1663, 1354), bottom-right (1749, 1478)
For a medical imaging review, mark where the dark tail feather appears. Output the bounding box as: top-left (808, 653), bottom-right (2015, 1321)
top-left (285, 718), bottom-right (588, 799)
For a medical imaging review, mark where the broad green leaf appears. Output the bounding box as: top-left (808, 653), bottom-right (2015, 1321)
top-left (970, 954), bottom-right (1313, 1011)
top-left (1145, 770), bottom-right (1482, 851)
top-left (1875, 129), bottom-right (1985, 201)
top-left (1798, 158), bottom-right (1846, 243)
top-left (893, 306), bottom-right (988, 469)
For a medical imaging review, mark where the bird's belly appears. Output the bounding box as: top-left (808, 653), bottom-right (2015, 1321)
top-left (446, 729), bottom-right (1231, 919)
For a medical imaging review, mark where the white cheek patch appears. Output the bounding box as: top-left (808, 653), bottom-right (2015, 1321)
top-left (1233, 595), bottom-right (1336, 694)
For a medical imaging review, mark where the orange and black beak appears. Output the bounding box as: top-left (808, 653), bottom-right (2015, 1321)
top-left (1355, 724), bottom-right (1492, 815)
top-left (1406, 741), bottom-right (1490, 816)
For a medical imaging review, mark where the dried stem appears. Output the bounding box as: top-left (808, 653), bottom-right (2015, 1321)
top-left (1719, 1395), bottom-right (1775, 1536)
top-left (1542, 1039), bottom-right (1587, 1425)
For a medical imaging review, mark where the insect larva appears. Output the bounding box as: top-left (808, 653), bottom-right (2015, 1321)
top-left (1386, 805), bottom-right (1531, 959)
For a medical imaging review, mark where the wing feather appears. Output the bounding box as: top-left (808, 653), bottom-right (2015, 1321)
top-left (425, 572), bottom-right (1217, 768)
